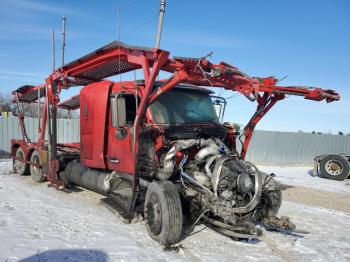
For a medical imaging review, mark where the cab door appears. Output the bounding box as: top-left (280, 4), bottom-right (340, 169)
top-left (80, 81), bottom-right (113, 169)
top-left (106, 93), bottom-right (137, 174)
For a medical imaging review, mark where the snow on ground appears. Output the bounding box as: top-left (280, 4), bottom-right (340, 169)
top-left (259, 165), bottom-right (350, 194)
top-left (0, 159), bottom-right (350, 261)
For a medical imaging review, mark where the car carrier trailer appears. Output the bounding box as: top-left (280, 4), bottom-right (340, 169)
top-left (11, 41), bottom-right (339, 245)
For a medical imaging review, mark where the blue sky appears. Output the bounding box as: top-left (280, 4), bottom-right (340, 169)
top-left (0, 0), bottom-right (349, 133)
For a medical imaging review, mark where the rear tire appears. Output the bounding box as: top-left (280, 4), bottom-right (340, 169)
top-left (319, 154), bottom-right (349, 181)
top-left (14, 147), bottom-right (28, 176)
top-left (144, 181), bottom-right (183, 245)
top-left (30, 150), bottom-right (46, 182)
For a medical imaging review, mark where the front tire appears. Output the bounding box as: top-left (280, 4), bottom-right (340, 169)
top-left (30, 150), bottom-right (46, 182)
top-left (14, 147), bottom-right (28, 176)
top-left (144, 181), bottom-right (183, 245)
top-left (319, 154), bottom-right (349, 181)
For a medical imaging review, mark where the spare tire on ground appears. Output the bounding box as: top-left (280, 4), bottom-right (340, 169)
top-left (319, 154), bottom-right (350, 181)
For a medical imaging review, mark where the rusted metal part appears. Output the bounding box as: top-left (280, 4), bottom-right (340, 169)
top-left (207, 224), bottom-right (260, 239)
top-left (263, 216), bottom-right (296, 232)
top-left (205, 218), bottom-right (248, 232)
top-left (12, 156), bottom-right (41, 169)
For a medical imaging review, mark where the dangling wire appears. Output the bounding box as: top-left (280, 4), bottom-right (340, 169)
top-left (179, 154), bottom-right (189, 189)
top-left (218, 87), bottom-right (224, 97)
top-left (189, 209), bottom-right (211, 235)
top-left (194, 52), bottom-right (214, 88)
top-left (122, 13), bottom-right (159, 38)
top-left (276, 75), bottom-right (288, 84)
top-left (225, 93), bottom-right (240, 100)
top-left (81, 0), bottom-right (138, 30)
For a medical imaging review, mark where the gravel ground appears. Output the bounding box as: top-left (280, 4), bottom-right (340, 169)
top-left (281, 185), bottom-right (350, 214)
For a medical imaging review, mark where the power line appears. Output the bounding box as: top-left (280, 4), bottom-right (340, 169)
top-left (225, 93), bottom-right (241, 100)
top-left (122, 13), bottom-right (158, 38)
top-left (117, 0), bottom-right (138, 10)
top-left (80, 0), bottom-right (139, 30)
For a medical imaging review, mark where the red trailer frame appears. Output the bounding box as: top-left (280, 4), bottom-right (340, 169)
top-left (11, 41), bottom-right (340, 189)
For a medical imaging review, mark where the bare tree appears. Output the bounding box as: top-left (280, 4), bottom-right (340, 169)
top-left (19, 103), bottom-right (75, 119)
top-left (0, 92), bottom-right (12, 113)
top-left (1, 91), bottom-right (77, 119)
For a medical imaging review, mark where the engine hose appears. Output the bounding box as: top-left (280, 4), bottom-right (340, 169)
top-left (178, 154), bottom-right (213, 195)
top-left (180, 171), bottom-right (214, 195)
top-left (204, 155), bottom-right (221, 177)
top-left (158, 139), bottom-right (203, 180)
top-left (188, 209), bottom-right (211, 234)
top-left (195, 144), bottom-right (220, 164)
top-left (158, 138), bottom-right (222, 180)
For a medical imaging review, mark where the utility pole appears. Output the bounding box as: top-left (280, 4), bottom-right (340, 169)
top-left (155, 0), bottom-right (166, 49)
top-left (52, 30), bottom-right (55, 72)
top-left (61, 16), bottom-right (66, 67)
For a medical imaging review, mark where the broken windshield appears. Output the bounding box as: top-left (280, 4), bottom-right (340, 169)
top-left (149, 89), bottom-right (220, 125)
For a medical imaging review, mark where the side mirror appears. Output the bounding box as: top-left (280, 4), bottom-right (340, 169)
top-left (213, 103), bottom-right (222, 119)
top-left (211, 96), bottom-right (227, 123)
top-left (111, 96), bottom-right (126, 128)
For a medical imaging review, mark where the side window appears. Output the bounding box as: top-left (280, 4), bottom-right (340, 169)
top-left (124, 95), bottom-right (137, 125)
top-left (111, 94), bottom-right (137, 127)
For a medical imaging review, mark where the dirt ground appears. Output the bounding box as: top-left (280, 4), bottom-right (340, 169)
top-left (281, 184), bottom-right (350, 214)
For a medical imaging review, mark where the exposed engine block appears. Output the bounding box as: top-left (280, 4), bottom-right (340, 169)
top-left (156, 138), bottom-right (268, 224)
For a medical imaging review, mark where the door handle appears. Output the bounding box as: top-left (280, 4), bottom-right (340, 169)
top-left (109, 158), bottom-right (119, 164)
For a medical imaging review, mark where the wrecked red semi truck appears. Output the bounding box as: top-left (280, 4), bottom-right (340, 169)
top-left (11, 42), bottom-right (339, 245)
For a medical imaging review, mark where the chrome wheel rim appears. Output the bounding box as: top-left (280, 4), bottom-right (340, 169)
top-left (325, 160), bottom-right (343, 176)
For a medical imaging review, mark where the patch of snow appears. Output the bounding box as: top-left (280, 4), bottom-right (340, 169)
top-left (0, 159), bottom-right (349, 261)
top-left (259, 166), bottom-right (350, 194)
top-left (0, 159), bottom-right (12, 173)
